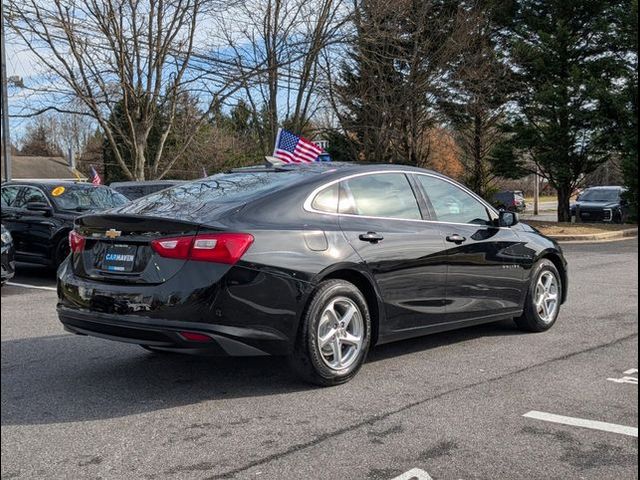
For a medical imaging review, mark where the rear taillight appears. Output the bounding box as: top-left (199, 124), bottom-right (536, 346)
top-left (151, 233), bottom-right (254, 265)
top-left (69, 230), bottom-right (85, 253)
top-left (150, 236), bottom-right (193, 260)
top-left (179, 331), bottom-right (212, 342)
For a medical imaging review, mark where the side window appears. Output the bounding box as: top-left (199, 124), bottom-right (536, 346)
top-left (14, 187), bottom-right (48, 209)
top-left (416, 175), bottom-right (491, 226)
top-left (1, 186), bottom-right (21, 207)
top-left (339, 173), bottom-right (422, 220)
top-left (311, 183), bottom-right (339, 213)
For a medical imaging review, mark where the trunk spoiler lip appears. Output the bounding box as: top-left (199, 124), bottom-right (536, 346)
top-left (74, 213), bottom-right (203, 230)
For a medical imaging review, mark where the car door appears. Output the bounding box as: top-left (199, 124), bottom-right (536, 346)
top-left (413, 174), bottom-right (527, 322)
top-left (1, 185), bottom-right (26, 247)
top-left (10, 186), bottom-right (56, 260)
top-left (333, 172), bottom-right (448, 339)
top-left (1, 185), bottom-right (22, 225)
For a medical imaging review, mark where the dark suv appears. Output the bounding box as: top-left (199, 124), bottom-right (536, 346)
top-left (492, 190), bottom-right (527, 213)
top-left (571, 186), bottom-right (629, 223)
top-left (1, 181), bottom-right (128, 267)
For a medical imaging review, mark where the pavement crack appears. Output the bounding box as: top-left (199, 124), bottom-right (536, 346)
top-left (203, 331), bottom-right (638, 479)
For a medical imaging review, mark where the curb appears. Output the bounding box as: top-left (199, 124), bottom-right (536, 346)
top-left (547, 228), bottom-right (638, 242)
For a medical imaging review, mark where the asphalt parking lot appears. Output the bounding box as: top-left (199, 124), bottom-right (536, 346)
top-left (1, 238), bottom-right (638, 480)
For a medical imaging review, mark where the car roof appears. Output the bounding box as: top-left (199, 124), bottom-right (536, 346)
top-left (227, 162), bottom-right (442, 177)
top-left (583, 185), bottom-right (625, 190)
top-left (110, 180), bottom-right (186, 187)
top-left (2, 180), bottom-right (104, 188)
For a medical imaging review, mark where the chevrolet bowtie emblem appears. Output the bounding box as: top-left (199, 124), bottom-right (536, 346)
top-left (105, 229), bottom-right (122, 239)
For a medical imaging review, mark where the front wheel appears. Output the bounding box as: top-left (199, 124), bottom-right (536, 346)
top-left (515, 259), bottom-right (562, 332)
top-left (289, 279), bottom-right (371, 386)
top-left (53, 235), bottom-right (71, 269)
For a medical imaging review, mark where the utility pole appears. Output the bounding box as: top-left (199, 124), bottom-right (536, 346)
top-left (533, 167), bottom-right (540, 216)
top-left (1, 0), bottom-right (11, 181)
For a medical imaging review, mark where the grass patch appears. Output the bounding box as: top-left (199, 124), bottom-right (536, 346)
top-left (525, 220), bottom-right (636, 236)
top-left (524, 195), bottom-right (557, 204)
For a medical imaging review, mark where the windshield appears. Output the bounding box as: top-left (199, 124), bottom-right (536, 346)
top-left (578, 189), bottom-right (621, 203)
top-left (51, 185), bottom-right (129, 211)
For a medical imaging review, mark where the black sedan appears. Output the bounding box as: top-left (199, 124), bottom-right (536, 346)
top-left (57, 164), bottom-right (568, 386)
top-left (571, 186), bottom-right (629, 223)
top-left (1, 224), bottom-right (15, 285)
top-left (1, 181), bottom-right (128, 268)
top-left (110, 180), bottom-right (186, 200)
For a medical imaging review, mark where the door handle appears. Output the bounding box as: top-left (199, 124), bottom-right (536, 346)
top-left (446, 234), bottom-right (467, 244)
top-left (359, 231), bottom-right (384, 243)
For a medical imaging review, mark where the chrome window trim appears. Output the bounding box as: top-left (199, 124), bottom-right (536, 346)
top-left (302, 170), bottom-right (506, 229)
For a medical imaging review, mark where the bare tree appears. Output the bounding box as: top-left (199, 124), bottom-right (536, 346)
top-left (18, 110), bottom-right (95, 159)
top-left (212, 0), bottom-right (351, 153)
top-left (7, 0), bottom-right (247, 180)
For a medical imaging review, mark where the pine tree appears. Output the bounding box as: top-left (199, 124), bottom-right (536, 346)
top-left (494, 0), bottom-right (628, 221)
top-left (334, 0), bottom-right (458, 165)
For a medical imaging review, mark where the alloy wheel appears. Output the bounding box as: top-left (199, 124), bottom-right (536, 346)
top-left (317, 296), bottom-right (364, 371)
top-left (534, 271), bottom-right (559, 324)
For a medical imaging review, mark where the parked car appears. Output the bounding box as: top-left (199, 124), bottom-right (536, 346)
top-left (57, 164), bottom-right (568, 386)
top-left (110, 180), bottom-right (186, 200)
top-left (1, 181), bottom-right (129, 268)
top-left (571, 186), bottom-right (629, 223)
top-left (492, 190), bottom-right (527, 213)
top-left (1, 224), bottom-right (15, 285)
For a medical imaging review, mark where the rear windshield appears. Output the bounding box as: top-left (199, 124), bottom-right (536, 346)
top-left (114, 184), bottom-right (174, 200)
top-left (51, 185), bottom-right (129, 211)
top-left (116, 171), bottom-right (310, 215)
top-left (579, 189), bottom-right (621, 202)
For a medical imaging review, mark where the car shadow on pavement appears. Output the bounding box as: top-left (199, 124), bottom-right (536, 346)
top-left (367, 319), bottom-right (524, 363)
top-left (1, 320), bottom-right (524, 426)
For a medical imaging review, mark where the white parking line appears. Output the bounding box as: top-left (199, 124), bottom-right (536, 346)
top-left (391, 468), bottom-right (433, 480)
top-left (607, 367), bottom-right (638, 384)
top-left (5, 282), bottom-right (57, 292)
top-left (524, 411), bottom-right (638, 437)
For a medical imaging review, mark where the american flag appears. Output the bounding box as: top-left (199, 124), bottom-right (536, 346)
top-left (90, 165), bottom-right (102, 185)
top-left (273, 129), bottom-right (324, 164)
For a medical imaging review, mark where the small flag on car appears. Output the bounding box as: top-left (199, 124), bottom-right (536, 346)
top-left (273, 128), bottom-right (325, 164)
top-left (90, 165), bottom-right (102, 185)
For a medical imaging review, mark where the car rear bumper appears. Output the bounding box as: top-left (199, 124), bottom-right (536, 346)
top-left (58, 306), bottom-right (288, 356)
top-left (56, 259), bottom-right (314, 356)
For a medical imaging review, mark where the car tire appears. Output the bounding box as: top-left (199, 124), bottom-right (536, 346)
top-left (515, 259), bottom-right (562, 332)
top-left (53, 235), bottom-right (71, 269)
top-left (289, 279), bottom-right (371, 387)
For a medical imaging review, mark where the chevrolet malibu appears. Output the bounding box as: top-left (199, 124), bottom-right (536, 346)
top-left (57, 164), bottom-right (568, 386)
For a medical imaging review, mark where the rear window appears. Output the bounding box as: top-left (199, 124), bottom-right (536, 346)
top-left (118, 171), bottom-right (310, 213)
top-left (115, 184), bottom-right (173, 200)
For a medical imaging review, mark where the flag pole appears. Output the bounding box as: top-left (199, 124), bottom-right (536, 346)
top-left (272, 127), bottom-right (282, 158)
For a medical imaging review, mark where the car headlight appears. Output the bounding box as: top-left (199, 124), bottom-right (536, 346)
top-left (1, 230), bottom-right (12, 244)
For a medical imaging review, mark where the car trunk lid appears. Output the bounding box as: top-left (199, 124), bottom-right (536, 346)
top-left (72, 214), bottom-right (205, 284)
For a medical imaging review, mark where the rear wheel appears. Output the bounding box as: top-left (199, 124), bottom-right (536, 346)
top-left (515, 259), bottom-right (562, 332)
top-left (289, 279), bottom-right (371, 386)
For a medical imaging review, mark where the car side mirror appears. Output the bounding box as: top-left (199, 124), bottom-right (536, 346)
top-left (26, 202), bottom-right (53, 216)
top-left (498, 210), bottom-right (519, 228)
